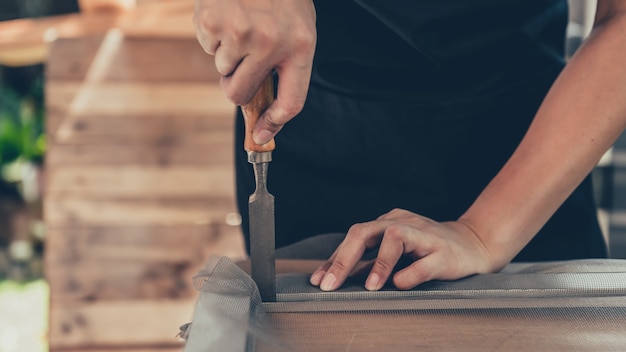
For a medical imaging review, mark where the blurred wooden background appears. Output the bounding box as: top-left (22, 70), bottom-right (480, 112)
top-left (0, 1), bottom-right (248, 350)
top-left (45, 34), bottom-right (247, 351)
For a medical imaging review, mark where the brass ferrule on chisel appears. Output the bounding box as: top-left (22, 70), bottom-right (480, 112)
top-left (248, 150), bottom-right (272, 164)
top-left (248, 151), bottom-right (272, 200)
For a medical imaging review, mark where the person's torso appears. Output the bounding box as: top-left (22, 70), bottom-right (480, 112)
top-left (311, 0), bottom-right (568, 105)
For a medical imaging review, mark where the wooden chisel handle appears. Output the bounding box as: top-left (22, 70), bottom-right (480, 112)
top-left (241, 74), bottom-right (276, 152)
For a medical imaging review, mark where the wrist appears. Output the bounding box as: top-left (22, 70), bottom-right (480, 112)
top-left (456, 216), bottom-right (520, 273)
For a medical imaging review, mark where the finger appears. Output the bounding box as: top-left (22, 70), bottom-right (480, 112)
top-left (193, 12), bottom-right (220, 55)
top-left (319, 222), bottom-right (387, 291)
top-left (214, 44), bottom-right (245, 76)
top-left (392, 256), bottom-right (438, 290)
top-left (310, 243), bottom-right (343, 286)
top-left (377, 208), bottom-right (416, 221)
top-left (365, 224), bottom-right (408, 291)
top-left (219, 57), bottom-right (271, 106)
top-left (310, 244), bottom-right (375, 286)
top-left (195, 30), bottom-right (221, 56)
top-left (310, 260), bottom-right (332, 286)
top-left (252, 60), bottom-right (312, 144)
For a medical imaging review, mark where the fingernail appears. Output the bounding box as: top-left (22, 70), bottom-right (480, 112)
top-left (253, 129), bottom-right (272, 145)
top-left (320, 273), bottom-right (336, 291)
top-left (310, 270), bottom-right (325, 286)
top-left (365, 273), bottom-right (380, 291)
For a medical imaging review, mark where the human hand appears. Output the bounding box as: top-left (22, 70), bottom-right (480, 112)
top-left (310, 209), bottom-right (502, 291)
top-left (194, 0), bottom-right (316, 144)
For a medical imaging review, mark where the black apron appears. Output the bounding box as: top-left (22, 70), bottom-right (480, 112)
top-left (235, 0), bottom-right (607, 261)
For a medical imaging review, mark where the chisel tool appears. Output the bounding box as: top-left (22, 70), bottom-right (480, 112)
top-left (241, 74), bottom-right (276, 302)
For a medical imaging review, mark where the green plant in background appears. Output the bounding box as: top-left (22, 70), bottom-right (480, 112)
top-left (0, 0), bottom-right (78, 194)
top-left (1, 0), bottom-right (79, 284)
top-left (0, 78), bottom-right (45, 170)
top-left (0, 69), bottom-right (46, 282)
top-left (0, 74), bottom-right (46, 206)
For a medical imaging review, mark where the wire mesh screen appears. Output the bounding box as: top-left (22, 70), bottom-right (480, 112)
top-left (184, 256), bottom-right (626, 351)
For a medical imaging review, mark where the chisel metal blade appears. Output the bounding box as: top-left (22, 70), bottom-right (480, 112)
top-left (248, 153), bottom-right (276, 302)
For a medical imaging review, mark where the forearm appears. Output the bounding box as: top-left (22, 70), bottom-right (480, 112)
top-left (460, 3), bottom-right (626, 269)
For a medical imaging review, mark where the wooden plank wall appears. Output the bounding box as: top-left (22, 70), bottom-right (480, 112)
top-left (45, 33), bottom-right (246, 351)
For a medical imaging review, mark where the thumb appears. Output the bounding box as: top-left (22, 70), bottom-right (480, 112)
top-left (252, 102), bottom-right (288, 145)
top-left (252, 62), bottom-right (311, 144)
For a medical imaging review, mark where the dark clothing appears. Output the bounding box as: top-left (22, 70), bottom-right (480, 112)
top-left (235, 0), bottom-right (607, 261)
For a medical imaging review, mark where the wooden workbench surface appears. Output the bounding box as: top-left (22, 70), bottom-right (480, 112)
top-left (188, 258), bottom-right (626, 352)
